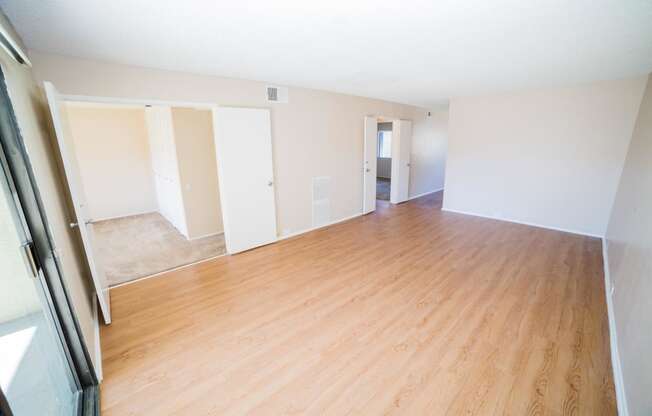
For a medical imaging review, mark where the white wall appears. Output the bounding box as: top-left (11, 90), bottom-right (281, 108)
top-left (410, 111), bottom-right (448, 196)
top-left (443, 77), bottom-right (647, 236)
top-left (29, 51), bottom-right (447, 237)
top-left (65, 104), bottom-right (157, 220)
top-left (171, 107), bottom-right (223, 239)
top-left (604, 74), bottom-right (652, 416)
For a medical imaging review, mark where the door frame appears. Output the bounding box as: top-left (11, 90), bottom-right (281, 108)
top-left (363, 116), bottom-right (411, 208)
top-left (0, 70), bottom-right (99, 414)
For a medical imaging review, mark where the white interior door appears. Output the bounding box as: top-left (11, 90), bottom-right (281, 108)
top-left (44, 82), bottom-right (111, 324)
top-left (390, 119), bottom-right (412, 204)
top-left (363, 116), bottom-right (378, 214)
top-left (212, 107), bottom-right (277, 253)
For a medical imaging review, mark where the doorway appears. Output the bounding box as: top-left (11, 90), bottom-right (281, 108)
top-left (59, 101), bottom-right (227, 287)
top-left (376, 122), bottom-right (392, 201)
top-left (45, 83), bottom-right (280, 318)
top-left (362, 116), bottom-right (413, 214)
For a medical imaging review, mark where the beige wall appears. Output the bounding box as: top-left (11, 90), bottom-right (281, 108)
top-left (28, 51), bottom-right (447, 237)
top-left (171, 107), bottom-right (223, 239)
top-left (410, 110), bottom-right (448, 196)
top-left (0, 53), bottom-right (98, 372)
top-left (443, 77), bottom-right (647, 236)
top-left (605, 74), bottom-right (652, 416)
top-left (65, 104), bottom-right (157, 220)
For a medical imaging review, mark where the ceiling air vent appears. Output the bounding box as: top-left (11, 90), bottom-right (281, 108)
top-left (266, 85), bottom-right (288, 103)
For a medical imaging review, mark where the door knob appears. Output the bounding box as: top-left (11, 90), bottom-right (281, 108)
top-left (69, 222), bottom-right (78, 229)
top-left (268, 181), bottom-right (274, 187)
top-left (366, 168), bottom-right (370, 172)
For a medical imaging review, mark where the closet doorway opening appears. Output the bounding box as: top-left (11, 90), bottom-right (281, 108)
top-left (46, 82), bottom-right (279, 324)
top-left (52, 98), bottom-right (227, 289)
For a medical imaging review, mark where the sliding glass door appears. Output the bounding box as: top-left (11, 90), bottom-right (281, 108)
top-left (0, 67), bottom-right (98, 415)
top-left (0, 160), bottom-right (78, 415)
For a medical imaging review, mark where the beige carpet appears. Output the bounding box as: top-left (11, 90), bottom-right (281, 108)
top-left (93, 212), bottom-right (226, 286)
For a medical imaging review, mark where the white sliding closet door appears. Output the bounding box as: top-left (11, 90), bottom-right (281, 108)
top-left (390, 119), bottom-right (412, 204)
top-left (212, 107), bottom-right (277, 253)
top-left (362, 116), bottom-right (378, 214)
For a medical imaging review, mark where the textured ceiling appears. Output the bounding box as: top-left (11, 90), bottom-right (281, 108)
top-left (2, 0), bottom-right (652, 107)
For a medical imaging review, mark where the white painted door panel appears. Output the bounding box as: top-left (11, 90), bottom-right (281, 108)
top-left (363, 116), bottom-right (378, 214)
top-left (212, 107), bottom-right (277, 253)
top-left (44, 82), bottom-right (111, 324)
top-left (390, 119), bottom-right (412, 204)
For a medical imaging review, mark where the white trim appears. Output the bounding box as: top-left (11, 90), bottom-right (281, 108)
top-left (92, 210), bottom-right (157, 223)
top-left (441, 207), bottom-right (603, 238)
top-left (279, 190), bottom-right (436, 243)
top-left (65, 100), bottom-right (145, 110)
top-left (60, 93), bottom-right (217, 110)
top-left (278, 212), bottom-right (363, 241)
top-left (92, 297), bottom-right (103, 382)
top-left (602, 238), bottom-right (629, 416)
top-left (109, 253), bottom-right (228, 289)
top-left (188, 231), bottom-right (224, 241)
top-left (408, 187), bottom-right (443, 201)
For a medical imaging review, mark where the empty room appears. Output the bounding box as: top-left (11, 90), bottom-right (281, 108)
top-left (0, 1), bottom-right (649, 415)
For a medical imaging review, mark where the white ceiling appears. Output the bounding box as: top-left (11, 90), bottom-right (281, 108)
top-left (2, 0), bottom-right (652, 108)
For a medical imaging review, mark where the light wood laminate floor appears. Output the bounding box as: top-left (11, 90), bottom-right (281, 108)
top-left (100, 191), bottom-right (615, 415)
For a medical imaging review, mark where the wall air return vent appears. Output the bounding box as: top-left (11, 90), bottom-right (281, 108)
top-left (266, 85), bottom-right (288, 103)
top-left (312, 176), bottom-right (331, 227)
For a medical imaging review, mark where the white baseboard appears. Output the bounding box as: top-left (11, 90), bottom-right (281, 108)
top-left (93, 209), bottom-right (157, 223)
top-left (93, 297), bottom-right (103, 382)
top-left (408, 187), bottom-right (444, 201)
top-left (602, 238), bottom-right (629, 416)
top-left (188, 231), bottom-right (224, 241)
top-left (278, 212), bottom-right (364, 241)
top-left (441, 207), bottom-right (603, 238)
top-left (278, 192), bottom-right (441, 242)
